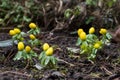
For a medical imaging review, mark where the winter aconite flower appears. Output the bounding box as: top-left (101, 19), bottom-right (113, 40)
top-left (80, 32), bottom-right (86, 40)
top-left (9, 30), bottom-right (16, 36)
top-left (18, 42), bottom-right (24, 51)
top-left (29, 34), bottom-right (36, 40)
top-left (77, 29), bottom-right (84, 36)
top-left (94, 43), bottom-right (100, 49)
top-left (89, 27), bottom-right (95, 34)
top-left (45, 47), bottom-right (54, 56)
top-left (29, 23), bottom-right (37, 29)
top-left (25, 46), bottom-right (31, 53)
top-left (43, 43), bottom-right (50, 51)
top-left (14, 28), bottom-right (21, 34)
top-left (99, 28), bottom-right (107, 35)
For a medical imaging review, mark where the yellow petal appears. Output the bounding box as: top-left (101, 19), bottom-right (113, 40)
top-left (80, 32), bottom-right (86, 40)
top-left (29, 34), bottom-right (36, 40)
top-left (18, 42), bottom-right (24, 51)
top-left (25, 46), bottom-right (31, 53)
top-left (9, 30), bottom-right (16, 36)
top-left (77, 29), bottom-right (84, 36)
top-left (45, 47), bottom-right (53, 56)
top-left (94, 43), bottom-right (100, 49)
top-left (89, 27), bottom-right (95, 34)
top-left (14, 28), bottom-right (21, 34)
top-left (43, 43), bottom-right (50, 51)
top-left (29, 23), bottom-right (37, 29)
top-left (99, 28), bottom-right (107, 35)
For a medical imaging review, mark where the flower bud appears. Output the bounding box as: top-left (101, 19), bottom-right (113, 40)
top-left (29, 23), bottom-right (37, 29)
top-left (45, 47), bottom-right (53, 56)
top-left (77, 29), bottom-right (83, 36)
top-left (9, 30), bottom-right (16, 36)
top-left (29, 34), bottom-right (36, 40)
top-left (25, 46), bottom-right (31, 53)
top-left (94, 43), bottom-right (100, 49)
top-left (99, 28), bottom-right (107, 35)
top-left (18, 42), bottom-right (24, 51)
top-left (89, 27), bottom-right (95, 34)
top-left (43, 43), bottom-right (50, 51)
top-left (80, 32), bottom-right (86, 40)
top-left (14, 28), bottom-right (21, 34)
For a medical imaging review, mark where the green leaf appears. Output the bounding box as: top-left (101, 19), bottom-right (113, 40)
top-left (64, 9), bottom-right (72, 19)
top-left (34, 39), bottom-right (40, 45)
top-left (17, 34), bottom-right (22, 39)
top-left (50, 56), bottom-right (57, 65)
top-left (45, 56), bottom-right (50, 66)
top-left (30, 50), bottom-right (37, 57)
top-left (106, 33), bottom-right (112, 39)
top-left (41, 56), bottom-right (46, 65)
top-left (13, 51), bottom-right (22, 60)
top-left (76, 38), bottom-right (82, 46)
top-left (38, 51), bottom-right (45, 60)
top-left (36, 28), bottom-right (40, 34)
top-left (86, 16), bottom-right (95, 24)
top-left (26, 54), bottom-right (31, 59)
top-left (22, 50), bottom-right (27, 59)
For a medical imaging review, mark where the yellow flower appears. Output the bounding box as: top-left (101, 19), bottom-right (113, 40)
top-left (99, 28), bottom-right (107, 35)
top-left (29, 34), bottom-right (36, 40)
top-left (45, 47), bottom-right (54, 56)
top-left (14, 28), bottom-right (21, 34)
top-left (43, 43), bottom-right (50, 51)
top-left (29, 23), bottom-right (37, 29)
top-left (77, 29), bottom-right (84, 36)
top-left (9, 30), bottom-right (16, 36)
top-left (25, 46), bottom-right (31, 53)
top-left (18, 42), bottom-right (24, 51)
top-left (94, 43), bottom-right (100, 49)
top-left (89, 27), bottom-right (95, 34)
top-left (79, 32), bottom-right (86, 40)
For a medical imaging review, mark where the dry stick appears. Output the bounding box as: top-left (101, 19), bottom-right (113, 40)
top-left (42, 4), bottom-right (47, 29)
top-left (0, 71), bottom-right (31, 78)
top-left (57, 58), bottom-right (75, 67)
top-left (58, 0), bottom-right (63, 13)
top-left (100, 66), bottom-right (113, 75)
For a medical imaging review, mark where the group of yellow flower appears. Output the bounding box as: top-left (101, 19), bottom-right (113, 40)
top-left (9, 23), bottom-right (57, 68)
top-left (77, 27), bottom-right (112, 60)
top-left (9, 23), bottom-right (40, 60)
top-left (14, 41), bottom-right (37, 60)
top-left (38, 43), bottom-right (57, 68)
top-left (9, 28), bottom-right (24, 41)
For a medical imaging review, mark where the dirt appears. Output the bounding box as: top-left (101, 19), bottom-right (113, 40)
top-left (0, 32), bottom-right (120, 80)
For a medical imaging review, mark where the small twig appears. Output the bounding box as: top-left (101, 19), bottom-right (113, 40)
top-left (57, 58), bottom-right (75, 67)
top-left (0, 71), bottom-right (31, 78)
top-left (42, 4), bottom-right (47, 29)
top-left (100, 66), bottom-right (113, 75)
top-left (58, 0), bottom-right (63, 13)
top-left (68, 15), bottom-right (75, 25)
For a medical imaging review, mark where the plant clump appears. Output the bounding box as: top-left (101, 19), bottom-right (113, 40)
top-left (39, 43), bottom-right (57, 68)
top-left (76, 27), bottom-right (112, 61)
